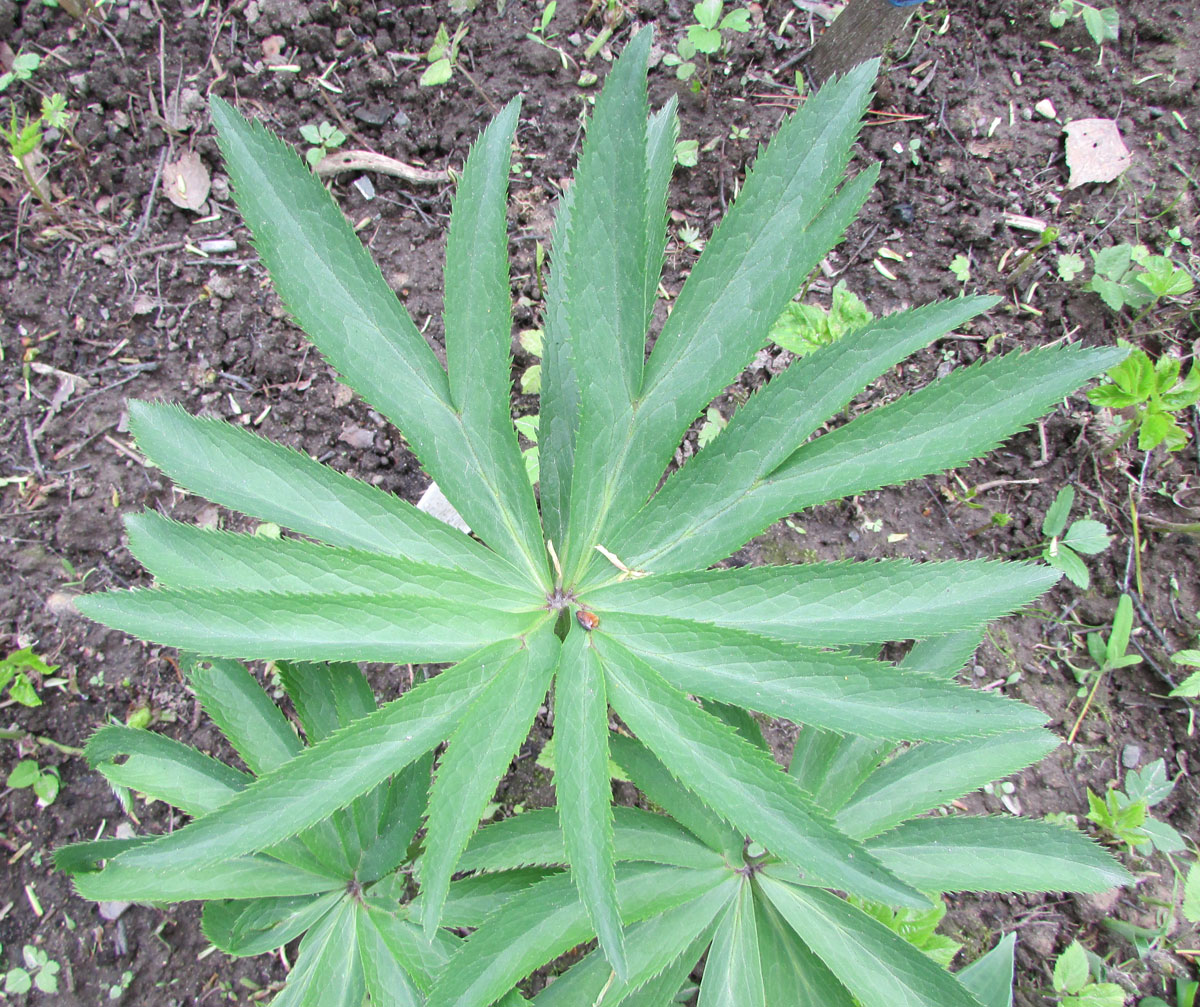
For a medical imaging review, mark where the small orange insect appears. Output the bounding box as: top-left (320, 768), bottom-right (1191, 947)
top-left (575, 609), bottom-right (600, 631)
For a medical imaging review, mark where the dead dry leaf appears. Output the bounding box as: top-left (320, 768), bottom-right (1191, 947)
top-left (1064, 118), bottom-right (1131, 188)
top-left (262, 35), bottom-right (287, 65)
top-left (163, 151), bottom-right (211, 210)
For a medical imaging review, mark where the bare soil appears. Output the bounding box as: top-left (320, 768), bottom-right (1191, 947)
top-left (0, 0), bottom-right (1198, 1004)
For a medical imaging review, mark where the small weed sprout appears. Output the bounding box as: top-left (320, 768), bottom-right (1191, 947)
top-left (0, 646), bottom-right (57, 707)
top-left (0, 51), bottom-right (41, 93)
top-left (1049, 0), bottom-right (1120, 50)
top-left (1040, 486), bottom-right (1111, 589)
top-left (663, 0), bottom-right (751, 90)
top-left (420, 22), bottom-right (468, 87)
top-left (769, 279), bottom-right (872, 356)
top-left (1088, 345), bottom-right (1200, 452)
top-left (1066, 594), bottom-right (1141, 743)
top-left (6, 759), bottom-right (61, 806)
top-left (1050, 939), bottom-right (1126, 1007)
top-left (298, 121), bottom-right (346, 168)
top-left (1087, 759), bottom-right (1184, 855)
top-left (2, 944), bottom-right (61, 995)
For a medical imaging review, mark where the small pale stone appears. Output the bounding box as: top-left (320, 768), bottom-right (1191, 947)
top-left (1121, 743), bottom-right (1142, 768)
top-left (1035, 98), bottom-right (1057, 120)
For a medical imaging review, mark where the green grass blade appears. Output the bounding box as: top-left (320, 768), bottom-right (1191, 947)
top-left (94, 643), bottom-right (517, 873)
top-left (698, 880), bottom-right (765, 1007)
top-left (557, 29), bottom-right (652, 577)
top-left (531, 892), bottom-right (725, 1006)
top-left (835, 730), bottom-right (1061, 839)
top-left (442, 97), bottom-right (546, 579)
top-left (458, 806), bottom-right (723, 873)
top-left (609, 734), bottom-right (745, 860)
top-left (77, 587), bottom-right (544, 663)
top-left (598, 613), bottom-right (1046, 740)
top-left (865, 816), bottom-right (1132, 893)
top-left (127, 512), bottom-right (540, 611)
top-left (596, 637), bottom-right (927, 908)
top-left (73, 854), bottom-right (344, 902)
top-left (203, 892), bottom-right (344, 957)
top-left (555, 623), bottom-right (626, 976)
top-left (125, 401), bottom-right (517, 585)
top-left (270, 900), bottom-right (365, 1007)
top-left (643, 97), bottom-right (678, 332)
top-left (210, 97), bottom-right (546, 583)
top-left (587, 559), bottom-right (1057, 645)
top-left (757, 878), bottom-right (984, 1007)
top-left (426, 864), bottom-right (731, 1007)
top-left (754, 895), bottom-right (856, 1007)
top-left (86, 725), bottom-right (247, 817)
top-left (613, 297), bottom-right (996, 573)
top-left (420, 623), bottom-right (559, 937)
top-left (182, 656), bottom-right (301, 775)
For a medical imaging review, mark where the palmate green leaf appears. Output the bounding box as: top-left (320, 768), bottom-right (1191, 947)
top-left (699, 880), bottom-right (765, 1007)
top-left (865, 816), bottom-right (1133, 894)
top-left (758, 878), bottom-right (985, 1007)
top-left (553, 623), bottom-right (625, 975)
top-left (577, 63), bottom-right (881, 581)
top-left (204, 891), bottom-right (344, 957)
top-left (86, 725), bottom-right (248, 817)
top-left (210, 97), bottom-right (547, 586)
top-left (531, 892), bottom-right (726, 1006)
top-left (608, 296), bottom-right (995, 575)
top-left (457, 806), bottom-right (725, 873)
top-left (587, 559), bottom-right (1058, 645)
top-left (420, 624), bottom-right (559, 937)
top-left (183, 656), bottom-right (301, 775)
top-left (272, 900), bottom-right (364, 1007)
top-left (835, 730), bottom-right (1061, 839)
top-left (127, 512), bottom-right (541, 612)
top-left (124, 401), bottom-right (517, 587)
top-left (594, 636), bottom-right (927, 907)
top-left (596, 613), bottom-right (1045, 740)
top-left (426, 863), bottom-right (734, 1007)
top-left (92, 641), bottom-right (520, 873)
top-left (755, 894), bottom-right (856, 1007)
top-left (557, 29), bottom-right (652, 577)
top-left (76, 587), bottom-right (544, 663)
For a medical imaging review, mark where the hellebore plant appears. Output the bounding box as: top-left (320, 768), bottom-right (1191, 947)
top-left (62, 30), bottom-right (1127, 1007)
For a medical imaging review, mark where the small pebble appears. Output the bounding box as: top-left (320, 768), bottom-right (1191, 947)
top-left (1121, 743), bottom-right (1141, 769)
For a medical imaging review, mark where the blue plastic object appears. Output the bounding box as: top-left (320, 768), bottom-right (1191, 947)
top-left (887, 0), bottom-right (929, 6)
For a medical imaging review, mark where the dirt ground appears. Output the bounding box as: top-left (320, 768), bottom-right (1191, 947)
top-left (1, 0), bottom-right (1198, 1003)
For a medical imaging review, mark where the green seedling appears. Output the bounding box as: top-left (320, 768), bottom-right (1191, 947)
top-left (1167, 649), bottom-right (1200, 698)
top-left (529, 0), bottom-right (555, 38)
top-left (0, 51), bottom-right (41, 93)
top-left (662, 0), bottom-right (751, 89)
top-left (1009, 226), bottom-right (1060, 281)
top-left (0, 646), bottom-right (57, 707)
top-left (1057, 253), bottom-right (1086, 282)
top-left (1067, 594), bottom-right (1141, 743)
top-left (420, 22), bottom-right (468, 87)
top-left (298, 120), bottom-right (346, 168)
top-left (1040, 486), bottom-right (1111, 590)
top-left (696, 405), bottom-right (727, 448)
top-left (1049, 1), bottom-right (1119, 49)
top-left (768, 279), bottom-right (873, 356)
top-left (6, 759), bottom-right (61, 806)
top-left (1050, 939), bottom-right (1125, 1007)
top-left (1088, 346), bottom-right (1200, 452)
top-left (1185, 862), bottom-right (1200, 925)
top-left (3, 92), bottom-right (68, 206)
top-left (848, 893), bottom-right (962, 967)
top-left (2, 944), bottom-right (61, 995)
top-left (673, 138), bottom-right (699, 167)
top-left (1086, 758), bottom-right (1183, 854)
top-left (65, 38), bottom-right (1127, 1005)
top-left (949, 254), bottom-right (971, 285)
top-left (1082, 243), bottom-right (1194, 314)
top-left (107, 969), bottom-right (134, 999)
